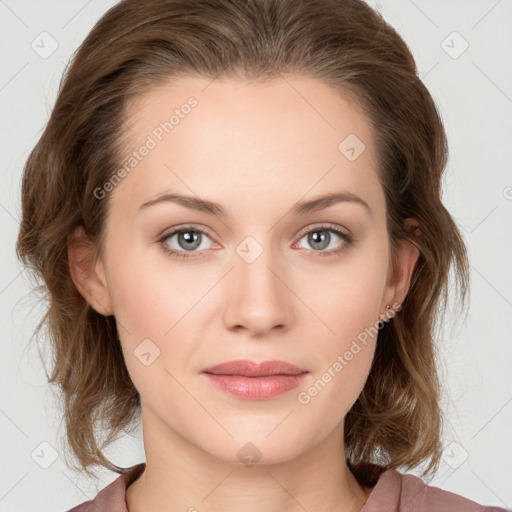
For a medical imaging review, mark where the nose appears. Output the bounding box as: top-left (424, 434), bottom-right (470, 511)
top-left (222, 240), bottom-right (295, 337)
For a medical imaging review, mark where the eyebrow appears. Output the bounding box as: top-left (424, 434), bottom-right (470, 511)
top-left (138, 191), bottom-right (372, 217)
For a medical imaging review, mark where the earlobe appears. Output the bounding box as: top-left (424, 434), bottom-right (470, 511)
top-left (67, 225), bottom-right (114, 316)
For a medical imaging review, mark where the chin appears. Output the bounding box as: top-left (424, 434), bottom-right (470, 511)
top-left (196, 428), bottom-right (315, 468)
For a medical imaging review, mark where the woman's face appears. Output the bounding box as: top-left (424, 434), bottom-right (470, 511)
top-left (81, 74), bottom-right (416, 466)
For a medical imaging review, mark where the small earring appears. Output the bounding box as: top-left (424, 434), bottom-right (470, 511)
top-left (386, 304), bottom-right (390, 310)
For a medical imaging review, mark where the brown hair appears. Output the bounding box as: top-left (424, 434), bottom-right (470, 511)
top-left (16, 0), bottom-right (469, 484)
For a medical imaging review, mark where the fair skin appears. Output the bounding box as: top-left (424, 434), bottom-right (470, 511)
top-left (68, 74), bottom-right (419, 512)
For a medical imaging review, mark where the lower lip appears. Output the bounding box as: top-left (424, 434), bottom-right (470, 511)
top-left (203, 373), bottom-right (308, 400)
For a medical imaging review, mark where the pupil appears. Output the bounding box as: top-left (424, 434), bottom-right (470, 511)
top-left (180, 231), bottom-right (200, 250)
top-left (310, 230), bottom-right (329, 250)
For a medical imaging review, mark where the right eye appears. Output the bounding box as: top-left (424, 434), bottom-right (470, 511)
top-left (158, 226), bottom-right (217, 260)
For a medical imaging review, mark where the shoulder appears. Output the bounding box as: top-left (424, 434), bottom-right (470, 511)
top-left (66, 463), bottom-right (146, 512)
top-left (360, 467), bottom-right (509, 512)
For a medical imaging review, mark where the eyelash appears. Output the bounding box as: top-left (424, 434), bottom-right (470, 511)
top-left (157, 223), bottom-right (355, 260)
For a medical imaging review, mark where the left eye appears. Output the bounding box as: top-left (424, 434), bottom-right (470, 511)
top-left (295, 226), bottom-right (349, 252)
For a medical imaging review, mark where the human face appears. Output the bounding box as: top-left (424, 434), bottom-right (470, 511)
top-left (96, 74), bottom-right (395, 466)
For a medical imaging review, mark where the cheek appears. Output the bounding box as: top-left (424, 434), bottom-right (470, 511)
top-left (105, 233), bottom-right (194, 336)
top-left (299, 242), bottom-right (388, 402)
top-left (110, 268), bottom-right (172, 337)
top-left (307, 245), bottom-right (389, 336)
top-left (299, 298), bottom-right (380, 425)
top-left (104, 248), bottom-right (195, 401)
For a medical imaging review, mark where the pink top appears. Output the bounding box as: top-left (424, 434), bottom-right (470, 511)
top-left (67, 462), bottom-right (509, 512)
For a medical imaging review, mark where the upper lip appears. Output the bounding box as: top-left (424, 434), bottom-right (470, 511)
top-left (202, 359), bottom-right (308, 377)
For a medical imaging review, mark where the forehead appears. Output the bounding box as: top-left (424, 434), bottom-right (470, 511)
top-left (110, 74), bottom-right (384, 221)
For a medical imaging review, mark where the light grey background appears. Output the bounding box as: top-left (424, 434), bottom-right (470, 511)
top-left (1, 0), bottom-right (511, 510)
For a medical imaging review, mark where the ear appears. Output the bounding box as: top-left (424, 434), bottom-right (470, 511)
top-left (67, 225), bottom-right (114, 316)
top-left (382, 217), bottom-right (421, 309)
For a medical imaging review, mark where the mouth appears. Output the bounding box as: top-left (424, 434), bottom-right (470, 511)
top-left (201, 360), bottom-right (309, 400)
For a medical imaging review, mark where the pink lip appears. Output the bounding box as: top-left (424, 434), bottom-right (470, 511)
top-left (201, 360), bottom-right (308, 400)
top-left (202, 359), bottom-right (307, 376)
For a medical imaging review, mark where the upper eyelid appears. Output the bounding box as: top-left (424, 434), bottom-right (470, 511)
top-left (296, 222), bottom-right (349, 238)
top-left (158, 224), bottom-right (214, 242)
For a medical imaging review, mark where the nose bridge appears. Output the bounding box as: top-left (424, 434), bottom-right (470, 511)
top-left (234, 232), bottom-right (284, 301)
